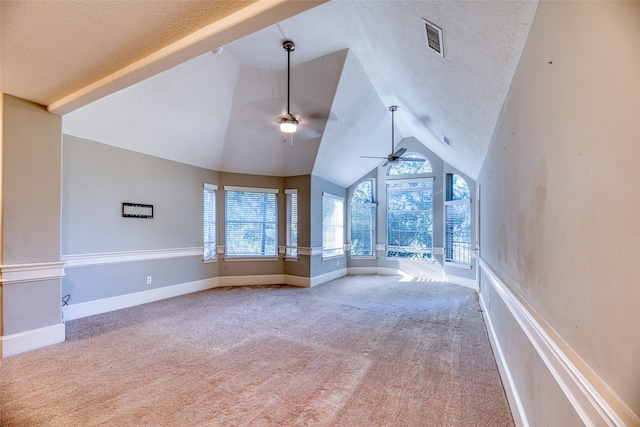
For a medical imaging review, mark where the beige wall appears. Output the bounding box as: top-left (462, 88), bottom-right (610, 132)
top-left (477, 1), bottom-right (640, 423)
top-left (1, 94), bottom-right (63, 340)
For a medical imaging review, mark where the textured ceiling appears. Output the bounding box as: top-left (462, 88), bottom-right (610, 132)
top-left (2, 0), bottom-right (539, 187)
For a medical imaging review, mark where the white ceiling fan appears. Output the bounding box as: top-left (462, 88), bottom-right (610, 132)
top-left (237, 39), bottom-right (334, 143)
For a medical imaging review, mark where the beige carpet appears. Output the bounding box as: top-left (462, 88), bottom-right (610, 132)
top-left (0, 275), bottom-right (514, 426)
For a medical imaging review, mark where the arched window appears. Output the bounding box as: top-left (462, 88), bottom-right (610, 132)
top-left (386, 153), bottom-right (434, 259)
top-left (445, 174), bottom-right (471, 264)
top-left (350, 179), bottom-right (375, 256)
top-left (387, 152), bottom-right (433, 176)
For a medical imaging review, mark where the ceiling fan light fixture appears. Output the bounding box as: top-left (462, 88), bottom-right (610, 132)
top-left (279, 115), bottom-right (299, 133)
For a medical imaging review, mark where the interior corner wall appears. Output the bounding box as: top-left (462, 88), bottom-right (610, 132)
top-left (477, 1), bottom-right (640, 424)
top-left (1, 94), bottom-right (64, 355)
top-left (284, 174), bottom-right (311, 279)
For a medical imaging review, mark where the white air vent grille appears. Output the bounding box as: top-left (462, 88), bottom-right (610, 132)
top-left (443, 135), bottom-right (453, 147)
top-left (423, 19), bottom-right (444, 57)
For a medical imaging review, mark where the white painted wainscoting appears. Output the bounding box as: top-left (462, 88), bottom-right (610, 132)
top-left (0, 261), bottom-right (67, 357)
top-left (478, 259), bottom-right (637, 427)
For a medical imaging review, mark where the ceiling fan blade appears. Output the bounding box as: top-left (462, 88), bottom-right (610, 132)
top-left (394, 147), bottom-right (407, 157)
top-left (361, 155), bottom-right (388, 159)
top-left (297, 124), bottom-right (322, 139)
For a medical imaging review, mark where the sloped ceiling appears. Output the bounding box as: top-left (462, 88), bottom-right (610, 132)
top-left (1, 0), bottom-right (539, 187)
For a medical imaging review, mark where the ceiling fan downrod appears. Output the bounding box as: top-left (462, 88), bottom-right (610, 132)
top-left (280, 40), bottom-right (299, 134)
top-left (389, 105), bottom-right (397, 155)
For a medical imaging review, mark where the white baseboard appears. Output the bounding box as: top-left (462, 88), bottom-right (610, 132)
top-left (63, 278), bottom-right (219, 321)
top-left (479, 258), bottom-right (637, 426)
top-left (478, 289), bottom-right (528, 427)
top-left (63, 275), bottom-right (315, 321)
top-left (309, 268), bottom-right (347, 287)
top-left (1, 323), bottom-right (65, 357)
top-left (347, 267), bottom-right (380, 275)
top-left (446, 274), bottom-right (477, 290)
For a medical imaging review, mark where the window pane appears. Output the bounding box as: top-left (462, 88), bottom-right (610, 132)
top-left (387, 180), bottom-right (433, 258)
top-left (286, 192), bottom-right (298, 257)
top-left (451, 174), bottom-right (470, 200)
top-left (323, 194), bottom-right (344, 257)
top-left (350, 179), bottom-right (375, 257)
top-left (352, 179), bottom-right (374, 203)
top-left (203, 186), bottom-right (216, 260)
top-left (226, 190), bottom-right (277, 257)
top-left (387, 153), bottom-right (433, 175)
top-left (445, 202), bottom-right (471, 263)
top-left (351, 205), bottom-right (375, 256)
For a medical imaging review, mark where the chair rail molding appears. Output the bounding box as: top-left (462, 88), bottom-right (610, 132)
top-left (478, 258), bottom-right (637, 427)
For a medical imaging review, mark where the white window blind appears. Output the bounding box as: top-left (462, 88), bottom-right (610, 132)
top-left (203, 184), bottom-right (217, 260)
top-left (285, 189), bottom-right (298, 258)
top-left (322, 192), bottom-right (344, 257)
top-left (225, 187), bottom-right (278, 257)
top-left (350, 179), bottom-right (375, 256)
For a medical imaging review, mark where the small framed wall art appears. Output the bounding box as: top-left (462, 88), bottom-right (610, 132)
top-left (122, 202), bottom-right (154, 219)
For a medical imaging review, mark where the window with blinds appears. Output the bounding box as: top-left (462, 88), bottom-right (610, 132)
top-left (350, 179), bottom-right (375, 257)
top-left (445, 174), bottom-right (471, 264)
top-left (322, 192), bottom-right (344, 258)
top-left (203, 184), bottom-right (217, 260)
top-left (386, 178), bottom-right (434, 259)
top-left (285, 189), bottom-right (298, 258)
top-left (225, 187), bottom-right (278, 257)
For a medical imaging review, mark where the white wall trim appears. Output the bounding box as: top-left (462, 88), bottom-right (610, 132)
top-left (284, 275), bottom-right (310, 288)
top-left (62, 247), bottom-right (203, 268)
top-left (62, 275), bottom-right (314, 321)
top-left (478, 286), bottom-right (528, 427)
top-left (479, 258), bottom-right (636, 427)
top-left (1, 323), bottom-right (65, 357)
top-left (0, 262), bottom-right (65, 284)
top-left (309, 268), bottom-right (347, 287)
top-left (63, 278), bottom-right (219, 321)
top-left (445, 274), bottom-right (477, 290)
top-left (297, 247), bottom-right (323, 256)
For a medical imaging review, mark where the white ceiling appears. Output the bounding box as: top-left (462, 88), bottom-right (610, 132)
top-left (1, 0), bottom-right (539, 187)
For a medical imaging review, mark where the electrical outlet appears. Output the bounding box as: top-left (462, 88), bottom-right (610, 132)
top-left (146, 276), bottom-right (152, 285)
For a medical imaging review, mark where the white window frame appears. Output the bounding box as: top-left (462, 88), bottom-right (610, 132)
top-left (350, 179), bottom-right (376, 258)
top-left (224, 186), bottom-right (279, 259)
top-left (285, 189), bottom-right (298, 259)
top-left (203, 183), bottom-right (217, 262)
top-left (322, 192), bottom-right (345, 259)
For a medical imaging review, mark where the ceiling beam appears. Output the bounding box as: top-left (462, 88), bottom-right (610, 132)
top-left (48, 0), bottom-right (327, 115)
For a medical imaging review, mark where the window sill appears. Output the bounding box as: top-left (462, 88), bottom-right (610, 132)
top-left (284, 257), bottom-right (298, 262)
top-left (203, 258), bottom-right (218, 264)
top-left (350, 255), bottom-right (377, 260)
top-left (445, 261), bottom-right (473, 270)
top-left (223, 257), bottom-right (280, 262)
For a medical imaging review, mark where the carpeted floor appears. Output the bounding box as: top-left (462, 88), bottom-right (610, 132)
top-left (0, 275), bottom-right (514, 426)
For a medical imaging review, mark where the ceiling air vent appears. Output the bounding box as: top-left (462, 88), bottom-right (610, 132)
top-left (442, 135), bottom-right (453, 147)
top-left (423, 19), bottom-right (444, 57)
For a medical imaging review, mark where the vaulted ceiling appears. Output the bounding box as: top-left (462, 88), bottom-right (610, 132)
top-left (1, 0), bottom-right (539, 187)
